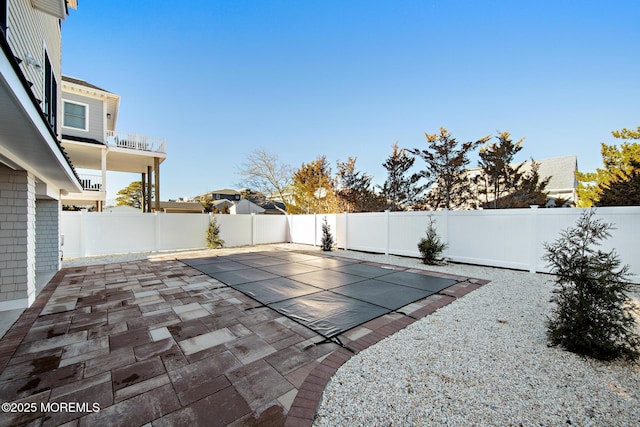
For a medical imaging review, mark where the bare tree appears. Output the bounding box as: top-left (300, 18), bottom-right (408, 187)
top-left (237, 149), bottom-right (293, 212)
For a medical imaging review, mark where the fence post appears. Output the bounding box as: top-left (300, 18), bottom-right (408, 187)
top-left (442, 209), bottom-right (449, 259)
top-left (529, 205), bottom-right (539, 273)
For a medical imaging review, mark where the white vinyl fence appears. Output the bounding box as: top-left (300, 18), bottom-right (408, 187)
top-left (61, 207), bottom-right (640, 281)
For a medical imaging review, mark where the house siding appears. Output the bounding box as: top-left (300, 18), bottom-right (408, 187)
top-left (7, 0), bottom-right (62, 134)
top-left (0, 1), bottom-right (72, 311)
top-left (0, 164), bottom-right (36, 309)
top-left (35, 198), bottom-right (60, 274)
top-left (62, 92), bottom-right (105, 142)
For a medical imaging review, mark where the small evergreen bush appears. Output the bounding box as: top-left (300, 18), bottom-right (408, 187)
top-left (206, 216), bottom-right (224, 249)
top-left (320, 216), bottom-right (334, 251)
top-left (417, 216), bottom-right (447, 265)
top-left (543, 210), bottom-right (639, 361)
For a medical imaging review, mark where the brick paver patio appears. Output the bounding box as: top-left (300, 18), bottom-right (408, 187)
top-left (0, 247), bottom-right (488, 426)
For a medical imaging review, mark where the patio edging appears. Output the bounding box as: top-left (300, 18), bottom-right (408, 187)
top-left (284, 278), bottom-right (490, 427)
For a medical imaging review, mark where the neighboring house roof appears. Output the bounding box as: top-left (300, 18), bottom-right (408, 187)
top-left (534, 155), bottom-right (578, 191)
top-left (248, 198), bottom-right (287, 214)
top-left (158, 201), bottom-right (205, 213)
top-left (62, 75), bottom-right (111, 93)
top-left (211, 189), bottom-right (242, 196)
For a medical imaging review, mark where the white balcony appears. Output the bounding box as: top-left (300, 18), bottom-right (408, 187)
top-left (78, 173), bottom-right (102, 191)
top-left (106, 131), bottom-right (166, 154)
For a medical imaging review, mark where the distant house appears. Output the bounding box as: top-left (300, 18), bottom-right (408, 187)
top-left (211, 199), bottom-right (234, 213)
top-left (209, 189), bottom-right (242, 202)
top-left (230, 199), bottom-right (266, 215)
top-left (196, 189), bottom-right (287, 214)
top-left (534, 156), bottom-right (578, 204)
top-left (1, 0), bottom-right (80, 310)
top-left (157, 201), bottom-right (205, 214)
top-left (60, 76), bottom-right (167, 212)
top-left (465, 155), bottom-right (578, 208)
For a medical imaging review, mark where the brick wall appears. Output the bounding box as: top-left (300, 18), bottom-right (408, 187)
top-left (0, 164), bottom-right (36, 308)
top-left (35, 198), bottom-right (60, 274)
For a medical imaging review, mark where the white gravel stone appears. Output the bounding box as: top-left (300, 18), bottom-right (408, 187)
top-left (309, 247), bottom-right (640, 427)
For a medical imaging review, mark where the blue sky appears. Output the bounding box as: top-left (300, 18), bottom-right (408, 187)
top-left (62, 0), bottom-right (640, 202)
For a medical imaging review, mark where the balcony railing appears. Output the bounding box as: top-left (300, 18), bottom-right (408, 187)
top-left (78, 174), bottom-right (103, 191)
top-left (106, 131), bottom-right (166, 153)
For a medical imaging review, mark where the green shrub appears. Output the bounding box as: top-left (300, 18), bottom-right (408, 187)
top-left (206, 216), bottom-right (224, 249)
top-left (543, 210), bottom-right (639, 361)
top-left (417, 216), bottom-right (447, 265)
top-left (321, 216), bottom-right (334, 251)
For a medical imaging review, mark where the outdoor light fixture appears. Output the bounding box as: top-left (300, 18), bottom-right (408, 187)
top-left (25, 53), bottom-right (43, 72)
top-left (107, 113), bottom-right (112, 119)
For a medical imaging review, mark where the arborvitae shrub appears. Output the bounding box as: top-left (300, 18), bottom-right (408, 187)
top-left (417, 216), bottom-right (447, 265)
top-left (543, 210), bottom-right (639, 361)
top-left (206, 216), bottom-right (224, 249)
top-left (321, 216), bottom-right (334, 251)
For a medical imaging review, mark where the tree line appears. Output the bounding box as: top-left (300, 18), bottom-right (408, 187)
top-left (236, 125), bottom-right (640, 214)
top-left (112, 125), bottom-right (639, 212)
top-left (237, 127), bottom-right (554, 214)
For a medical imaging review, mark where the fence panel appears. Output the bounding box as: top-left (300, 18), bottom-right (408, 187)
top-left (288, 214), bottom-right (317, 245)
top-left (60, 208), bottom-right (639, 282)
top-left (214, 214), bottom-right (252, 247)
top-left (446, 209), bottom-right (533, 270)
top-left (60, 212), bottom-right (82, 258)
top-left (83, 212), bottom-right (156, 256)
top-left (388, 211), bottom-right (444, 257)
top-left (343, 212), bottom-right (387, 253)
top-left (157, 214), bottom-right (210, 251)
top-left (254, 215), bottom-right (288, 244)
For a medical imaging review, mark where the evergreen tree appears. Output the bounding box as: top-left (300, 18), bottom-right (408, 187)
top-left (576, 126), bottom-right (640, 207)
top-left (417, 215), bottom-right (447, 265)
top-left (336, 157), bottom-right (384, 212)
top-left (596, 160), bottom-right (640, 206)
top-left (379, 143), bottom-right (424, 211)
top-left (478, 131), bottom-right (526, 208)
top-left (206, 216), bottom-right (224, 249)
top-left (543, 210), bottom-right (639, 361)
top-left (410, 127), bottom-right (490, 210)
top-left (320, 216), bottom-right (334, 251)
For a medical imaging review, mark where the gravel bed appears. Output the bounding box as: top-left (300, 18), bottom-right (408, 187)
top-left (311, 247), bottom-right (640, 427)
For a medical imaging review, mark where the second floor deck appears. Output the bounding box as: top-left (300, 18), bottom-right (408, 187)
top-left (106, 131), bottom-right (166, 154)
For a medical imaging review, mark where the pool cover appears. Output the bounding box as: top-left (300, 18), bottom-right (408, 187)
top-left (180, 250), bottom-right (460, 339)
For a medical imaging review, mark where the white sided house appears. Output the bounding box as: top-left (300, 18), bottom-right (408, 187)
top-left (60, 76), bottom-right (167, 212)
top-left (465, 155), bottom-right (578, 208)
top-left (0, 0), bottom-right (80, 310)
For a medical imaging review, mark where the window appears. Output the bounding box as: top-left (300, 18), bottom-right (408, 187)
top-left (63, 101), bottom-right (88, 130)
top-left (44, 53), bottom-right (57, 132)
